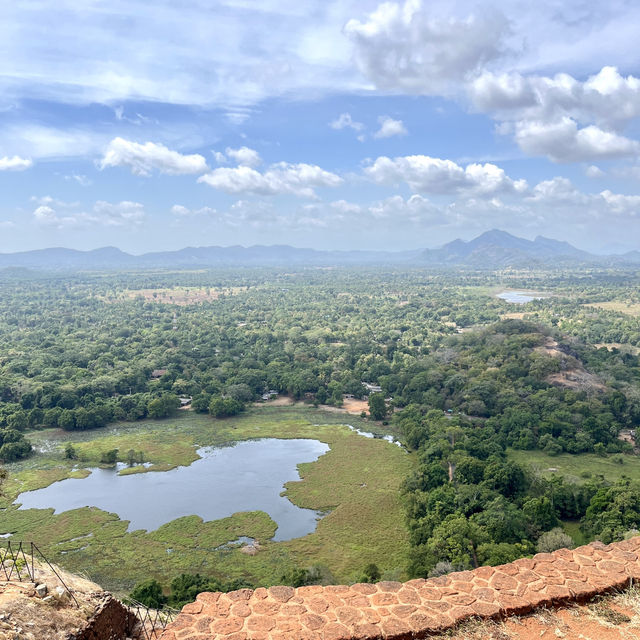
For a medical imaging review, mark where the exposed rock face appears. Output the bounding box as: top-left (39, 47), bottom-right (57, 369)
top-left (0, 558), bottom-right (134, 640)
top-left (161, 537), bottom-right (640, 640)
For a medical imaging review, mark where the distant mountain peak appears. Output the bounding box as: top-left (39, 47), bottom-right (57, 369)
top-left (426, 229), bottom-right (595, 267)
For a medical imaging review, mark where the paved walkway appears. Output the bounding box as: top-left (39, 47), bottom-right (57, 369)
top-left (160, 537), bottom-right (640, 640)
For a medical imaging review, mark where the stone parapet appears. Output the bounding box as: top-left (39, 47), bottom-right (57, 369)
top-left (160, 537), bottom-right (640, 640)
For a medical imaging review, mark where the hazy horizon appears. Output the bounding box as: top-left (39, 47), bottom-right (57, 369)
top-left (2, 1), bottom-right (640, 254)
top-left (0, 228), bottom-right (634, 258)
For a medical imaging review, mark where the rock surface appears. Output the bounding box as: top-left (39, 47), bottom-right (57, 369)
top-left (161, 537), bottom-right (640, 640)
top-left (0, 558), bottom-right (132, 640)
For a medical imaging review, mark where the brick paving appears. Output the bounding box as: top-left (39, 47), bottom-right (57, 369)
top-left (160, 537), bottom-right (640, 640)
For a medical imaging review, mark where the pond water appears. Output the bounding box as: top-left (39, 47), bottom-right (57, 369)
top-left (15, 438), bottom-right (329, 542)
top-left (496, 290), bottom-right (544, 304)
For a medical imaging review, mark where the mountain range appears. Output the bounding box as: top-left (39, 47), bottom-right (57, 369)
top-left (0, 230), bottom-right (638, 270)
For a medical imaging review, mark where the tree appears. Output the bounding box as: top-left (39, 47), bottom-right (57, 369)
top-left (209, 396), bottom-right (243, 418)
top-left (368, 393), bottom-right (387, 421)
top-left (129, 579), bottom-right (167, 609)
top-left (64, 443), bottom-right (77, 460)
top-left (360, 563), bottom-right (381, 583)
top-left (100, 449), bottom-right (119, 464)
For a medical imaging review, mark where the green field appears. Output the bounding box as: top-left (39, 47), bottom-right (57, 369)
top-left (507, 448), bottom-right (640, 484)
top-left (1, 407), bottom-right (412, 594)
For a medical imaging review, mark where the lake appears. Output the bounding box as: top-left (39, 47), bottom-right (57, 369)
top-left (15, 438), bottom-right (329, 542)
top-left (497, 290), bottom-right (544, 304)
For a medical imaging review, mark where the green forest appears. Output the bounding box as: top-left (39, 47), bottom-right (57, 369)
top-left (2, 265), bottom-right (640, 599)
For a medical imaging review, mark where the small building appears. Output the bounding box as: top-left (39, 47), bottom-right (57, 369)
top-left (150, 369), bottom-right (168, 379)
top-left (179, 397), bottom-right (192, 407)
top-left (362, 382), bottom-right (382, 394)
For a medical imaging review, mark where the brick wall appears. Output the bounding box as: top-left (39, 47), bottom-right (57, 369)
top-left (160, 537), bottom-right (640, 640)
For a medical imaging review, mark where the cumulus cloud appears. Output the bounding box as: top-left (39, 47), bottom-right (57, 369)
top-left (471, 67), bottom-right (640, 129)
top-left (329, 113), bottom-right (364, 131)
top-left (213, 146), bottom-right (262, 168)
top-left (470, 67), bottom-right (640, 162)
top-left (511, 118), bottom-right (639, 163)
top-left (198, 162), bottom-right (343, 198)
top-left (171, 204), bottom-right (218, 217)
top-left (344, 0), bottom-right (509, 95)
top-left (32, 199), bottom-right (145, 228)
top-left (524, 177), bottom-right (640, 220)
top-left (374, 116), bottom-right (407, 139)
top-left (367, 194), bottom-right (440, 222)
top-left (0, 155), bottom-right (32, 171)
top-left (100, 137), bottom-right (208, 176)
top-left (366, 155), bottom-right (528, 196)
top-left (528, 177), bottom-right (587, 204)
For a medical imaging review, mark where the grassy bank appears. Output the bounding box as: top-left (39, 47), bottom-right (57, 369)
top-left (507, 448), bottom-right (640, 484)
top-left (1, 406), bottom-right (412, 594)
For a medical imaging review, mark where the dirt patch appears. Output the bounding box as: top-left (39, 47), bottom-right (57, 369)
top-left (253, 396), bottom-right (294, 407)
top-left (447, 595), bottom-right (640, 640)
top-left (239, 540), bottom-right (261, 556)
top-left (535, 336), bottom-right (564, 358)
top-left (343, 398), bottom-right (369, 415)
top-left (317, 398), bottom-right (369, 416)
top-left (547, 369), bottom-right (606, 391)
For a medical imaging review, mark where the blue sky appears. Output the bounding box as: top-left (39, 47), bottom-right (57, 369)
top-left (2, 0), bottom-right (640, 253)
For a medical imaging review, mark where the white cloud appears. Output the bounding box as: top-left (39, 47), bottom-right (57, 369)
top-left (213, 146), bottom-right (262, 168)
top-left (367, 194), bottom-right (440, 222)
top-left (32, 199), bottom-right (145, 228)
top-left (0, 155), bottom-right (32, 171)
top-left (599, 190), bottom-right (640, 216)
top-left (344, 0), bottom-right (509, 95)
top-left (330, 200), bottom-right (364, 214)
top-left (0, 125), bottom-right (106, 160)
top-left (470, 67), bottom-right (640, 162)
top-left (528, 177), bottom-right (586, 204)
top-left (585, 165), bottom-right (604, 178)
top-left (0, 2), bottom-right (365, 111)
top-left (0, 221), bottom-right (16, 229)
top-left (366, 154), bottom-right (528, 195)
top-left (65, 173), bottom-right (92, 186)
top-left (373, 116), bottom-right (407, 139)
top-left (512, 118), bottom-right (639, 163)
top-left (171, 204), bottom-right (218, 217)
top-left (198, 162), bottom-right (343, 198)
top-left (329, 112), bottom-right (364, 132)
top-left (471, 67), bottom-right (640, 130)
top-left (100, 137), bottom-right (208, 176)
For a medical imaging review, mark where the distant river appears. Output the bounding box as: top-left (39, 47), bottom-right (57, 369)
top-left (15, 438), bottom-right (329, 541)
top-left (496, 290), bottom-right (544, 304)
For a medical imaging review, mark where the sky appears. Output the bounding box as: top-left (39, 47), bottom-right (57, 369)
top-left (2, 0), bottom-right (640, 254)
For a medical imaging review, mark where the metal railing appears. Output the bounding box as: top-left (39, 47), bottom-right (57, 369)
top-left (124, 600), bottom-right (179, 640)
top-left (0, 540), bottom-right (180, 639)
top-left (0, 540), bottom-right (79, 606)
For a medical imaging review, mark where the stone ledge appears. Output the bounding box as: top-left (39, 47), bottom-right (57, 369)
top-left (160, 537), bottom-right (640, 640)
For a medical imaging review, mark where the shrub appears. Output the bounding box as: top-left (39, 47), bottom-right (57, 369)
top-left (536, 527), bottom-right (574, 553)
